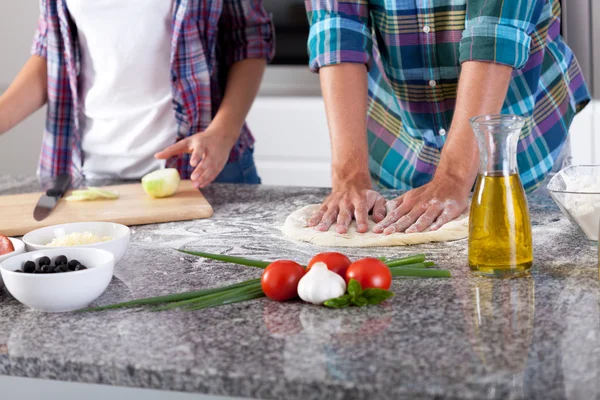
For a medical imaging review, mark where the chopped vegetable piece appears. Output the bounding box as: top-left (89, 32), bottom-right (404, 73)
top-left (66, 187), bottom-right (119, 201)
top-left (141, 168), bottom-right (181, 198)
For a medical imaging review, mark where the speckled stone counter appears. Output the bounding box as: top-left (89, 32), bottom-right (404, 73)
top-left (1, 174), bottom-right (599, 400)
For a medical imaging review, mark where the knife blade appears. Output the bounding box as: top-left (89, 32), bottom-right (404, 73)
top-left (33, 174), bottom-right (72, 221)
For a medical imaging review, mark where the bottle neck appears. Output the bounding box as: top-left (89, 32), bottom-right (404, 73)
top-left (476, 130), bottom-right (520, 176)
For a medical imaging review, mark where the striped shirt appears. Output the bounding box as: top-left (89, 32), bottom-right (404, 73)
top-left (31, 0), bottom-right (274, 181)
top-left (305, 0), bottom-right (591, 192)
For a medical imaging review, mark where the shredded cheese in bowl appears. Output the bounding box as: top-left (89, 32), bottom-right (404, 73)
top-left (46, 231), bottom-right (113, 247)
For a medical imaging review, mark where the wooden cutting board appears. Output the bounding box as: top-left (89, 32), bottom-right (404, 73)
top-left (0, 180), bottom-right (213, 236)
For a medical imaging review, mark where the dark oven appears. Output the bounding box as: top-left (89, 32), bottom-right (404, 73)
top-left (263, 0), bottom-right (309, 65)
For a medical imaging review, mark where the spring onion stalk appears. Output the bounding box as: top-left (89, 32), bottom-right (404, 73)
top-left (396, 261), bottom-right (436, 269)
top-left (81, 278), bottom-right (261, 312)
top-left (385, 254), bottom-right (427, 267)
top-left (389, 267), bottom-right (451, 278)
top-left (177, 249), bottom-right (271, 269)
top-left (153, 282), bottom-right (262, 311)
top-left (184, 288), bottom-right (266, 311)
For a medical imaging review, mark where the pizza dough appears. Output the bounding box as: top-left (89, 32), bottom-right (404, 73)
top-left (283, 204), bottom-right (469, 247)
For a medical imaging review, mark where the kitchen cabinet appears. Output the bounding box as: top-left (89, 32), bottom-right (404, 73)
top-left (246, 95), bottom-right (332, 188)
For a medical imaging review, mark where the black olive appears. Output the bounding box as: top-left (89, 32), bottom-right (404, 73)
top-left (53, 266), bottom-right (63, 273)
top-left (68, 259), bottom-right (80, 269)
top-left (22, 261), bottom-right (36, 273)
top-left (14, 270), bottom-right (22, 273)
top-left (41, 265), bottom-right (53, 273)
top-left (55, 255), bottom-right (68, 266)
top-left (33, 267), bottom-right (42, 274)
top-left (38, 256), bottom-right (51, 267)
top-left (75, 265), bottom-right (87, 271)
top-left (60, 264), bottom-right (69, 272)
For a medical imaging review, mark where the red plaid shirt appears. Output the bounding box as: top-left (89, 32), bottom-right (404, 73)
top-left (32, 0), bottom-right (274, 180)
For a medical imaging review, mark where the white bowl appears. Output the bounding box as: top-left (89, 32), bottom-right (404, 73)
top-left (23, 222), bottom-right (130, 264)
top-left (0, 248), bottom-right (114, 312)
top-left (547, 165), bottom-right (600, 240)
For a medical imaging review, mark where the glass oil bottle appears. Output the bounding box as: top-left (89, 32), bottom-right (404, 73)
top-left (468, 114), bottom-right (533, 278)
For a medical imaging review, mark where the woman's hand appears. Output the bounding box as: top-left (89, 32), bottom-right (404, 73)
top-left (155, 126), bottom-right (238, 188)
top-left (373, 176), bottom-right (470, 234)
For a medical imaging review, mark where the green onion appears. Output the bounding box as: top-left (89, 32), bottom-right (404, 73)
top-left (385, 254), bottom-right (426, 267)
top-left (177, 249), bottom-right (271, 269)
top-left (183, 287), bottom-right (266, 311)
top-left (396, 261), bottom-right (435, 269)
top-left (389, 267), bottom-right (451, 278)
top-left (153, 282), bottom-right (262, 311)
top-left (81, 278), bottom-right (261, 312)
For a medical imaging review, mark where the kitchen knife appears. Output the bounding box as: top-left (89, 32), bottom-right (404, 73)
top-left (33, 174), bottom-right (72, 221)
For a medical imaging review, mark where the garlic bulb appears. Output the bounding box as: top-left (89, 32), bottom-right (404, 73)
top-left (297, 262), bottom-right (347, 305)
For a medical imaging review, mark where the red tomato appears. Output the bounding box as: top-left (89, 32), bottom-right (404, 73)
top-left (306, 252), bottom-right (352, 277)
top-left (345, 258), bottom-right (392, 290)
top-left (261, 260), bottom-right (305, 301)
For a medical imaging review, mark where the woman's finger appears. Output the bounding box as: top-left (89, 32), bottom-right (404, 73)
top-left (154, 138), bottom-right (191, 160)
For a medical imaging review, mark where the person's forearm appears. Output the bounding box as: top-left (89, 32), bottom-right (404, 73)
top-left (319, 63), bottom-right (371, 188)
top-left (0, 55), bottom-right (48, 135)
top-left (436, 61), bottom-right (513, 185)
top-left (209, 58), bottom-right (266, 142)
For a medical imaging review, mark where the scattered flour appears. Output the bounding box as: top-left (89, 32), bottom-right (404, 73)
top-left (562, 176), bottom-right (600, 240)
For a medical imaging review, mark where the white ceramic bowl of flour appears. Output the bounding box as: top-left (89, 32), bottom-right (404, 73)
top-left (547, 165), bottom-right (600, 240)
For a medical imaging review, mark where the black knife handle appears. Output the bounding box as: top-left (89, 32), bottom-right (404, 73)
top-left (46, 174), bottom-right (72, 197)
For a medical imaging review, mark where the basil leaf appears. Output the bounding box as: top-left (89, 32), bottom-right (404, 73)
top-left (347, 279), bottom-right (363, 299)
top-left (362, 288), bottom-right (394, 305)
top-left (351, 296), bottom-right (369, 307)
top-left (324, 294), bottom-right (352, 309)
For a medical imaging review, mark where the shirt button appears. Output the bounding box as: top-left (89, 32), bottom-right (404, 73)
top-left (423, 26), bottom-right (431, 33)
top-left (439, 129), bottom-right (447, 136)
top-left (429, 80), bottom-right (437, 87)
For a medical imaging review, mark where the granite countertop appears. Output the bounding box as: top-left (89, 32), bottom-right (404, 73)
top-left (1, 174), bottom-right (599, 400)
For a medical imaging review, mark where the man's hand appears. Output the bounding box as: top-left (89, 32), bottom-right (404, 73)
top-left (155, 126), bottom-right (238, 188)
top-left (371, 61), bottom-right (513, 234)
top-left (373, 174), bottom-right (470, 234)
top-left (309, 177), bottom-right (387, 234)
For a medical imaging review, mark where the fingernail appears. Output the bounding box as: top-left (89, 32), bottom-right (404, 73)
top-left (405, 227), bottom-right (416, 234)
top-left (357, 223), bottom-right (367, 232)
top-left (317, 224), bottom-right (328, 231)
top-left (191, 174), bottom-right (198, 180)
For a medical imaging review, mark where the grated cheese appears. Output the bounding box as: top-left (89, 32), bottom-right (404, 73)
top-left (46, 231), bottom-right (113, 247)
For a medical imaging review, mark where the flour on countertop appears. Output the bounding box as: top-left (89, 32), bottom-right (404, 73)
top-left (562, 176), bottom-right (600, 240)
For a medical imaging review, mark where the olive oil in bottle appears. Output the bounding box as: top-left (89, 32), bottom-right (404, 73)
top-left (468, 173), bottom-right (533, 277)
top-left (468, 114), bottom-right (533, 278)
